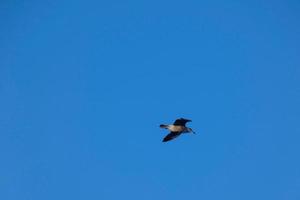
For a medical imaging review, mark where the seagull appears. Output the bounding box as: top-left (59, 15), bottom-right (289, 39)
top-left (160, 118), bottom-right (195, 142)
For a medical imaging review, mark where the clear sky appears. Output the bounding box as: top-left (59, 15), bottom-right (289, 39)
top-left (1, 0), bottom-right (300, 199)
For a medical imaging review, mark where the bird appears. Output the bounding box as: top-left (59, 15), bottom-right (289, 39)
top-left (160, 118), bottom-right (195, 142)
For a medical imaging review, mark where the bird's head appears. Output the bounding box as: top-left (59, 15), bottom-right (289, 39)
top-left (187, 127), bottom-right (196, 134)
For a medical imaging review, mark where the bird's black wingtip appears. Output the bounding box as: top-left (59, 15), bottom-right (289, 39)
top-left (178, 118), bottom-right (192, 122)
top-left (162, 137), bottom-right (172, 142)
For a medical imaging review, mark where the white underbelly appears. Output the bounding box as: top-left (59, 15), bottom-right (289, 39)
top-left (168, 125), bottom-right (185, 132)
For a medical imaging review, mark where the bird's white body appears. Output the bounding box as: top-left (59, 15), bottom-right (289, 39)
top-left (161, 125), bottom-right (194, 134)
top-left (166, 125), bottom-right (185, 132)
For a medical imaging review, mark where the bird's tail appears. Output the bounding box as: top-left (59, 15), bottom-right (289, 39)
top-left (160, 124), bottom-right (168, 129)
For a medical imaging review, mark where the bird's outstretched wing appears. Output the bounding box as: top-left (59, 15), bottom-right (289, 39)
top-left (162, 132), bottom-right (181, 142)
top-left (173, 118), bottom-right (191, 126)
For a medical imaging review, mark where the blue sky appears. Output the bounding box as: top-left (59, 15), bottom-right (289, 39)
top-left (1, 0), bottom-right (300, 199)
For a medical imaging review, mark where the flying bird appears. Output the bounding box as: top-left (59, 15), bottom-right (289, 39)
top-left (160, 118), bottom-right (195, 142)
